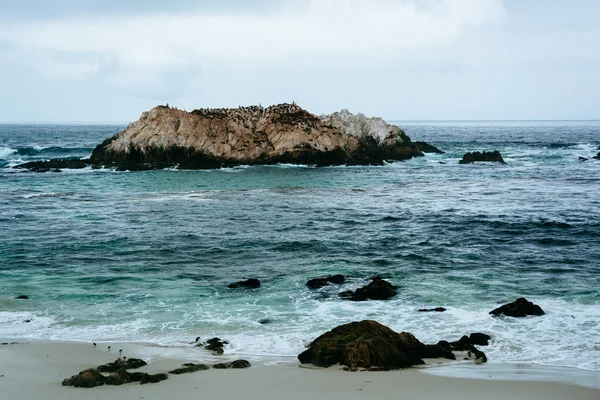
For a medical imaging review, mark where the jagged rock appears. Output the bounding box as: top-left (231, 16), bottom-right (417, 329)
top-left (213, 360), bottom-right (251, 369)
top-left (62, 368), bottom-right (106, 388)
top-left (469, 333), bottom-right (491, 346)
top-left (16, 158), bottom-right (90, 172)
top-left (418, 307), bottom-right (447, 312)
top-left (339, 278), bottom-right (397, 301)
top-left (15, 295), bottom-right (29, 299)
top-left (459, 150), bottom-right (506, 164)
top-left (84, 104), bottom-right (430, 171)
top-left (105, 369), bottom-right (132, 386)
top-left (413, 141), bottom-right (444, 154)
top-left (228, 279), bottom-right (261, 289)
top-left (97, 358), bottom-right (147, 373)
top-left (579, 157), bottom-right (589, 161)
top-left (169, 363), bottom-right (210, 374)
top-left (199, 337), bottom-right (229, 354)
top-left (490, 297), bottom-right (545, 317)
top-left (593, 152), bottom-right (600, 160)
top-left (306, 274), bottom-right (346, 289)
top-left (297, 320), bottom-right (454, 370)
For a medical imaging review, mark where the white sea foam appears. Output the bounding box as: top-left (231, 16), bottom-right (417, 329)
top-left (0, 147), bottom-right (17, 158)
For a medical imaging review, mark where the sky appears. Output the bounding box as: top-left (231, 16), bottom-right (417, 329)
top-left (0, 0), bottom-right (598, 122)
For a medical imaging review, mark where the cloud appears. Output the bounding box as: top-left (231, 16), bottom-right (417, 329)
top-left (0, 0), bottom-right (505, 96)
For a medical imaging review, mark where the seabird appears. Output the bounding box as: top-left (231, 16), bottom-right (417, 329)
top-left (119, 349), bottom-right (122, 355)
top-left (108, 346), bottom-right (111, 352)
top-left (195, 336), bottom-right (201, 343)
top-left (93, 342), bottom-right (96, 347)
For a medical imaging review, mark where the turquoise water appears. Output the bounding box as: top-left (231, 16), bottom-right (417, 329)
top-left (1, 121), bottom-right (599, 370)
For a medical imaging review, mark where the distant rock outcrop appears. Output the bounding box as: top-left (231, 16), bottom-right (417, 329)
top-left (17, 104), bottom-right (441, 171)
top-left (490, 297), bottom-right (545, 317)
top-left (228, 278), bottom-right (261, 289)
top-left (459, 150), bottom-right (506, 164)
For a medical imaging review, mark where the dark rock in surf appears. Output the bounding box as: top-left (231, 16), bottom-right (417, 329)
top-left (469, 333), bottom-right (491, 346)
top-left (228, 278), bottom-right (261, 289)
top-left (297, 320), bottom-right (454, 370)
top-left (418, 307), bottom-right (447, 312)
top-left (435, 336), bottom-right (488, 363)
top-left (489, 297), bottom-right (545, 317)
top-left (339, 278), bottom-right (397, 301)
top-left (213, 360), bottom-right (251, 369)
top-left (413, 141), bottom-right (444, 154)
top-left (169, 363), bottom-right (210, 374)
top-left (62, 368), bottom-right (106, 388)
top-left (15, 295), bottom-right (29, 299)
top-left (459, 150), bottom-right (506, 164)
top-left (306, 274), bottom-right (346, 289)
top-left (16, 158), bottom-right (91, 173)
top-left (200, 337), bottom-right (229, 354)
top-left (593, 152), bottom-right (600, 160)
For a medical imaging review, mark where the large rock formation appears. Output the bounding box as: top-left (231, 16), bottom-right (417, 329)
top-left (297, 320), bottom-right (455, 370)
top-left (82, 104), bottom-right (429, 170)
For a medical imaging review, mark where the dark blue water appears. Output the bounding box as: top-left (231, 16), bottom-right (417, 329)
top-left (1, 121), bottom-right (599, 370)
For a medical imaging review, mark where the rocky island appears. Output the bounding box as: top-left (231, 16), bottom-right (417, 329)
top-left (18, 103), bottom-right (441, 171)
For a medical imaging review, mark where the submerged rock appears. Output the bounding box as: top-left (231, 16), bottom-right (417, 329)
top-left (339, 278), bottom-right (397, 301)
top-left (306, 274), bottom-right (346, 289)
top-left (169, 363), bottom-right (210, 374)
top-left (418, 307), bottom-right (447, 312)
top-left (459, 150), bottom-right (506, 164)
top-left (490, 297), bottom-right (545, 317)
top-left (213, 360), bottom-right (251, 369)
top-left (228, 278), bottom-right (261, 289)
top-left (298, 320), bottom-right (454, 370)
top-left (16, 158), bottom-right (91, 172)
top-left (15, 295), bottom-right (29, 299)
top-left (593, 152), bottom-right (600, 160)
top-left (62, 368), bottom-right (106, 388)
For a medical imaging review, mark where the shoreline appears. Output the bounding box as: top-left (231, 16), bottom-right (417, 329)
top-left (1, 341), bottom-right (598, 399)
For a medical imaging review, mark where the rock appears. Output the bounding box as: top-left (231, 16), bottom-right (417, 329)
top-left (413, 141), bottom-right (444, 154)
top-left (200, 337), bottom-right (229, 354)
top-left (297, 320), bottom-right (454, 370)
top-left (339, 278), bottom-right (397, 301)
top-left (213, 360), bottom-right (251, 369)
top-left (126, 371), bottom-right (169, 384)
top-left (459, 150), bottom-right (506, 164)
top-left (82, 104), bottom-right (432, 170)
top-left (97, 358), bottom-right (147, 372)
top-left (306, 274), bottom-right (346, 289)
top-left (15, 295), bottom-right (29, 299)
top-left (593, 152), bottom-right (600, 160)
top-left (169, 363), bottom-right (210, 374)
top-left (417, 307), bottom-right (447, 312)
top-left (489, 297), bottom-right (545, 317)
top-left (579, 156), bottom-right (589, 161)
top-left (435, 336), bottom-right (488, 363)
top-left (105, 369), bottom-right (132, 386)
top-left (15, 158), bottom-right (91, 172)
top-left (62, 368), bottom-right (106, 388)
top-left (469, 333), bottom-right (491, 346)
top-left (228, 278), bottom-right (261, 289)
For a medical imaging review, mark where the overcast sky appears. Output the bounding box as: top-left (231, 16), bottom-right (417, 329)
top-left (0, 0), bottom-right (598, 122)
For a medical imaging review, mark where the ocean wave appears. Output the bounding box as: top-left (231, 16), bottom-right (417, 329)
top-left (0, 146), bottom-right (17, 159)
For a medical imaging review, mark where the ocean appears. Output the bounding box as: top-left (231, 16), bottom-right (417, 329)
top-left (1, 121), bottom-right (599, 372)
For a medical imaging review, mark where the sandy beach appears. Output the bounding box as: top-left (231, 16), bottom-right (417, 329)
top-left (1, 342), bottom-right (598, 400)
